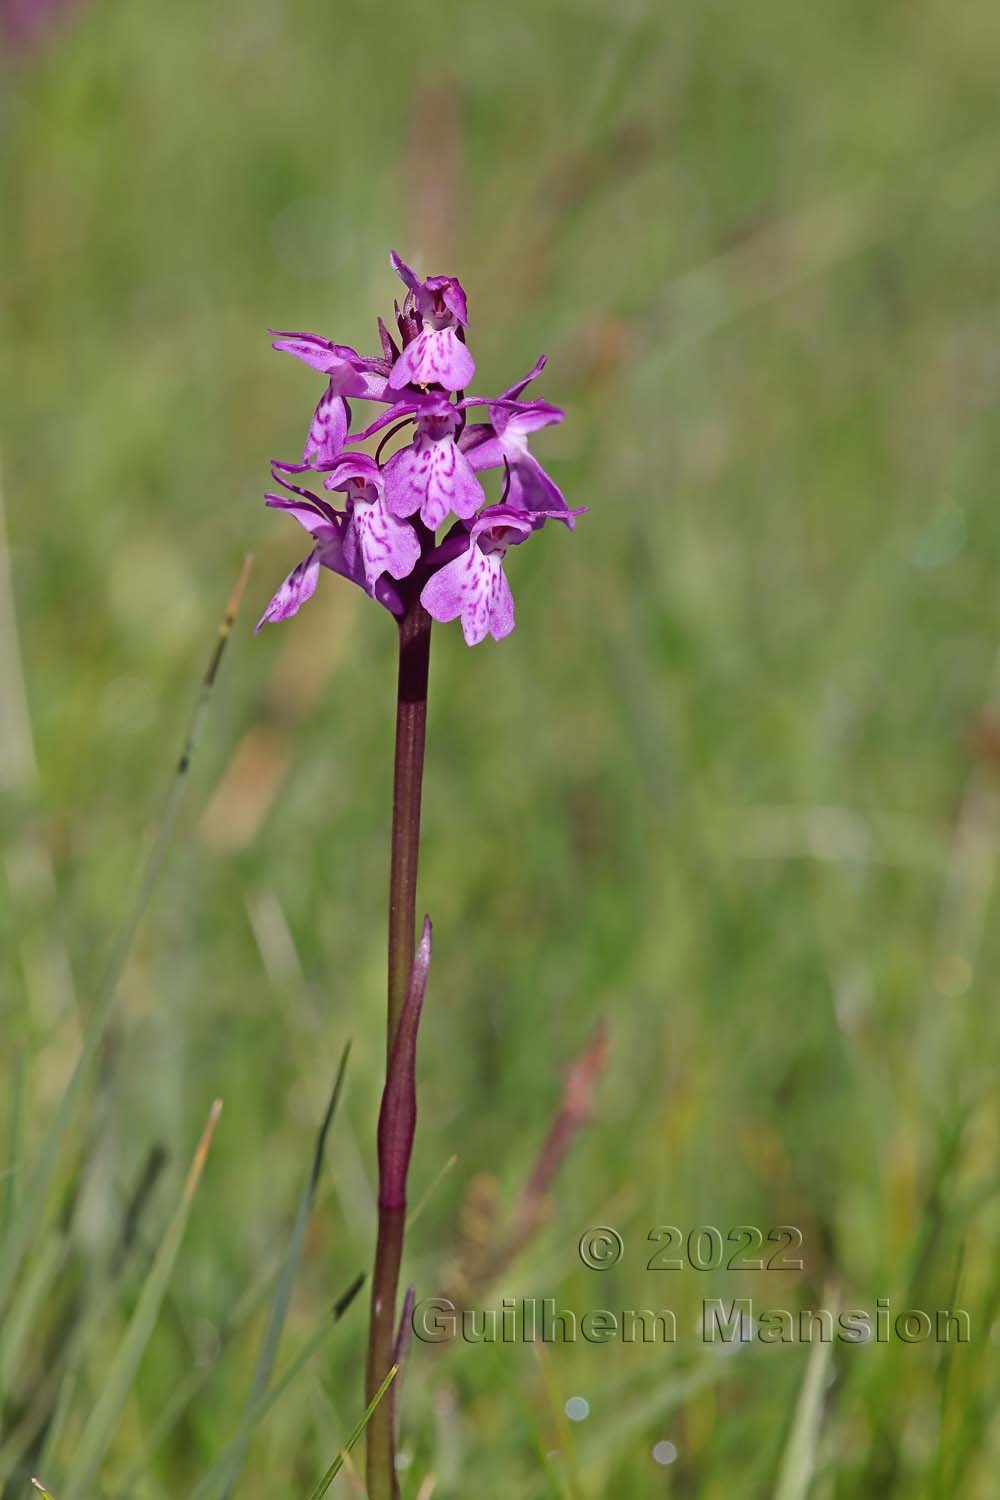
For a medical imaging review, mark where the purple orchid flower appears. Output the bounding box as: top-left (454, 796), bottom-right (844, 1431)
top-left (459, 356), bottom-right (573, 527)
top-left (361, 393), bottom-right (485, 531)
top-left (420, 503), bottom-right (580, 647)
top-left (387, 252), bottom-right (475, 394)
top-left (322, 453), bottom-right (421, 592)
top-left (258, 252), bottom-right (590, 1500)
top-left (270, 331), bottom-right (388, 467)
top-left (255, 479), bottom-right (402, 632)
top-left (260, 254), bottom-right (583, 648)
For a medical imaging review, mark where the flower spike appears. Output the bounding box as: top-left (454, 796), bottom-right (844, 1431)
top-left (259, 252), bottom-right (581, 642)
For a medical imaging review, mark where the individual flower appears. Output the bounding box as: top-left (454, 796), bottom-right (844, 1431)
top-left (420, 504), bottom-right (579, 647)
top-left (270, 332), bottom-right (388, 466)
top-left (459, 356), bottom-right (573, 526)
top-left (371, 394), bottom-right (486, 530)
top-left (322, 453), bottom-right (421, 591)
top-left (255, 480), bottom-right (402, 633)
top-left (387, 252), bottom-right (475, 393)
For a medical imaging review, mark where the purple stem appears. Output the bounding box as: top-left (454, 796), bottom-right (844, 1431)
top-left (386, 598), bottom-right (432, 1060)
top-left (365, 1206), bottom-right (405, 1500)
top-left (366, 600), bottom-right (432, 1500)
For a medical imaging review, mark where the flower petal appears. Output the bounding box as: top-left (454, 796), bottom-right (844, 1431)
top-left (303, 384), bottom-right (349, 466)
top-left (264, 492), bottom-right (342, 535)
top-left (498, 398), bottom-right (564, 439)
top-left (469, 506), bottom-right (536, 544)
top-left (270, 332), bottom-right (355, 375)
top-left (388, 328), bottom-right (475, 393)
top-left (424, 274), bottom-right (469, 326)
top-left (389, 251), bottom-right (421, 295)
top-left (473, 500), bottom-right (586, 539)
top-left (481, 561), bottom-right (516, 645)
top-left (315, 526), bottom-right (405, 616)
top-left (255, 548), bottom-right (321, 632)
top-left (419, 543), bottom-right (474, 622)
top-left (458, 423), bottom-right (505, 472)
top-left (322, 452), bottom-right (383, 491)
top-left (353, 398), bottom-right (421, 442)
top-left (347, 498), bottom-right (421, 588)
top-left (420, 542), bottom-right (515, 646)
top-left (270, 332), bottom-right (388, 400)
top-left (384, 435), bottom-right (484, 528)
top-left (507, 454), bottom-right (575, 528)
top-left (500, 354), bottom-right (548, 403)
top-left (270, 331), bottom-right (336, 370)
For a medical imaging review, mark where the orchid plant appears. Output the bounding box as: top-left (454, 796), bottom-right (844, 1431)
top-left (258, 253), bottom-right (580, 1499)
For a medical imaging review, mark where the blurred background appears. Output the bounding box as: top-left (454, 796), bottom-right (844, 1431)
top-left (2, 0), bottom-right (999, 1495)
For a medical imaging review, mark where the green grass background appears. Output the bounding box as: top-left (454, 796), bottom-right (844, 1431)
top-left (2, 0), bottom-right (999, 1494)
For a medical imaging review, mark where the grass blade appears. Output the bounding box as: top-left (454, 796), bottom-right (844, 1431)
top-left (0, 560), bottom-right (251, 1319)
top-left (0, 1232), bottom-right (64, 1412)
top-left (0, 1049), bottom-right (28, 1401)
top-left (117, 1255), bottom-right (282, 1492)
top-left (188, 1273), bottom-right (366, 1500)
top-left (215, 1043), bottom-right (351, 1500)
top-left (307, 1364), bottom-right (398, 1500)
top-left (772, 1286), bottom-right (838, 1500)
top-left (406, 1151), bottom-right (458, 1233)
top-left (61, 1099), bottom-right (223, 1500)
top-left (1, 1048), bottom-right (26, 1246)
